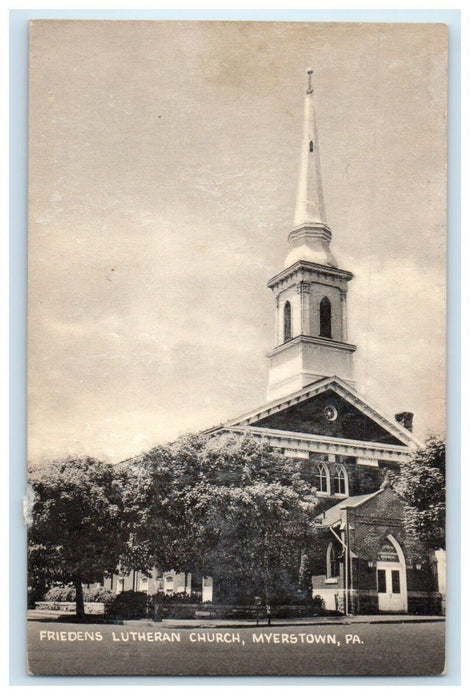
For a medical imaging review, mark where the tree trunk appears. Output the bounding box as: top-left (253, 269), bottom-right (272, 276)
top-left (73, 576), bottom-right (85, 619)
top-left (298, 549), bottom-right (309, 594)
top-left (262, 531), bottom-right (271, 625)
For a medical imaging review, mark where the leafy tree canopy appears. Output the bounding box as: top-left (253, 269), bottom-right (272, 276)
top-left (394, 437), bottom-right (446, 551)
top-left (28, 433), bottom-right (322, 609)
top-left (27, 456), bottom-right (152, 615)
top-left (136, 432), bottom-right (319, 603)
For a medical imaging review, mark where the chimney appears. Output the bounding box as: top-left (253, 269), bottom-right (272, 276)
top-left (395, 412), bottom-right (413, 432)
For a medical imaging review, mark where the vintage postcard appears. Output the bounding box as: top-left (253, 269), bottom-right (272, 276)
top-left (27, 20), bottom-right (447, 676)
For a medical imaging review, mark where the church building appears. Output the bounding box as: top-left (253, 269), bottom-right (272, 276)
top-left (203, 69), bottom-right (441, 615)
top-left (109, 71), bottom-right (442, 616)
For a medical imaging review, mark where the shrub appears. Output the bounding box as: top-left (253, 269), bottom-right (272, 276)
top-left (312, 595), bottom-right (325, 612)
top-left (44, 584), bottom-right (115, 605)
top-left (151, 591), bottom-right (202, 604)
top-left (28, 583), bottom-right (48, 608)
top-left (105, 591), bottom-right (148, 619)
top-left (268, 589), bottom-right (312, 606)
top-left (83, 587), bottom-right (115, 605)
top-left (45, 584), bottom-right (76, 602)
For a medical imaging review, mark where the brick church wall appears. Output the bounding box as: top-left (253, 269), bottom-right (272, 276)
top-left (310, 486), bottom-right (440, 614)
top-left (345, 462), bottom-right (382, 496)
top-left (300, 456), bottom-right (384, 499)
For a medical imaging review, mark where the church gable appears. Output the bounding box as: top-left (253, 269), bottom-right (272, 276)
top-left (249, 388), bottom-right (406, 446)
top-left (352, 483), bottom-right (404, 521)
top-left (344, 485), bottom-right (426, 560)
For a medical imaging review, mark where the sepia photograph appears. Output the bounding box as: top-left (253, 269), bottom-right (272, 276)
top-left (26, 20), bottom-right (447, 676)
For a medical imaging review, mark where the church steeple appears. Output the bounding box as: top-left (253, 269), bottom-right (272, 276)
top-left (285, 69), bottom-right (337, 270)
top-left (294, 69), bottom-right (326, 227)
top-left (266, 70), bottom-right (356, 402)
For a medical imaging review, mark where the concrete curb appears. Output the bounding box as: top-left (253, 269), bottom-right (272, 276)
top-left (126, 615), bottom-right (445, 629)
top-left (27, 610), bottom-right (445, 628)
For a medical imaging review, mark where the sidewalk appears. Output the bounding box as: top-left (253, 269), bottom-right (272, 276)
top-left (138, 614), bottom-right (445, 628)
top-left (28, 608), bottom-right (444, 627)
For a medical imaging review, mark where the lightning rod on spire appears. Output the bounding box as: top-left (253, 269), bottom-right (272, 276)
top-left (306, 68), bottom-right (313, 94)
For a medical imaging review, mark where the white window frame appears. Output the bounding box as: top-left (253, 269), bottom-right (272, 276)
top-left (333, 465), bottom-right (349, 498)
top-left (315, 462), bottom-right (330, 496)
top-left (326, 541), bottom-right (340, 583)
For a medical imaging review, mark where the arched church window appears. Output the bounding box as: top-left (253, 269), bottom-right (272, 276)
top-left (320, 297), bottom-right (332, 338)
top-left (309, 140), bottom-right (314, 152)
top-left (315, 462), bottom-right (329, 494)
top-left (333, 466), bottom-right (348, 496)
top-left (327, 541), bottom-right (341, 580)
top-left (283, 301), bottom-right (292, 343)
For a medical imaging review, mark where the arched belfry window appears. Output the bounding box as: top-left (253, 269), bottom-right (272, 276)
top-left (320, 297), bottom-right (332, 338)
top-left (309, 140), bottom-right (314, 152)
top-left (283, 301), bottom-right (292, 343)
top-left (333, 466), bottom-right (348, 496)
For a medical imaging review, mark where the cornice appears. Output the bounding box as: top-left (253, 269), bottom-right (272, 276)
top-left (267, 260), bottom-right (353, 290)
top-left (222, 375), bottom-right (422, 450)
top-left (214, 425), bottom-right (412, 463)
top-left (266, 335), bottom-right (357, 358)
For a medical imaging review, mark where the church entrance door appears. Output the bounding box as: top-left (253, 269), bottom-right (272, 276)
top-left (376, 536), bottom-right (408, 613)
top-left (377, 564), bottom-right (406, 612)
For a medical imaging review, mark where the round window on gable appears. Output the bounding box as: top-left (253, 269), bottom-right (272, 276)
top-left (324, 405), bottom-right (338, 422)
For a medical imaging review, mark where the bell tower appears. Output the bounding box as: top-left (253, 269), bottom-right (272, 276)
top-left (266, 70), bottom-right (356, 402)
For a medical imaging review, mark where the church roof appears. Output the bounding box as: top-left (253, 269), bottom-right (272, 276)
top-left (218, 375), bottom-right (421, 450)
top-left (314, 491), bottom-right (381, 528)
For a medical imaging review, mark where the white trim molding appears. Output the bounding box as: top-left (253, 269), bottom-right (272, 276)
top-left (216, 375), bottom-right (421, 450)
top-left (214, 425), bottom-right (412, 464)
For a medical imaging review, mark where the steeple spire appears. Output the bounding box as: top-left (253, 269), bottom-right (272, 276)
top-left (294, 68), bottom-right (326, 227)
top-left (266, 70), bottom-right (356, 401)
top-left (284, 69), bottom-right (337, 269)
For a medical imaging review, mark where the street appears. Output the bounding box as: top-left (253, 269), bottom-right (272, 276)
top-left (27, 619), bottom-right (445, 677)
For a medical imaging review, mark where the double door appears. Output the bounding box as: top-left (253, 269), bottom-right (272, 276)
top-left (377, 564), bottom-right (407, 612)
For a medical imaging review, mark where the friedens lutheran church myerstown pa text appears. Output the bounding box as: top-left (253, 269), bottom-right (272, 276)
top-left (106, 71), bottom-right (444, 616)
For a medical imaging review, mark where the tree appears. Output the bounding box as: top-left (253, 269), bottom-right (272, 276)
top-left (394, 437), bottom-right (446, 551)
top-left (139, 432), bottom-right (319, 604)
top-left (27, 456), bottom-right (149, 617)
top-left (27, 434), bottom-right (321, 613)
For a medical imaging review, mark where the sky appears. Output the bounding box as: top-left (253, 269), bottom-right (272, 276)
top-left (28, 20), bottom-right (447, 463)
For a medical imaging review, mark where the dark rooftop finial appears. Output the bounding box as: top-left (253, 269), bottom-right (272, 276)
top-left (306, 68), bottom-right (313, 94)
